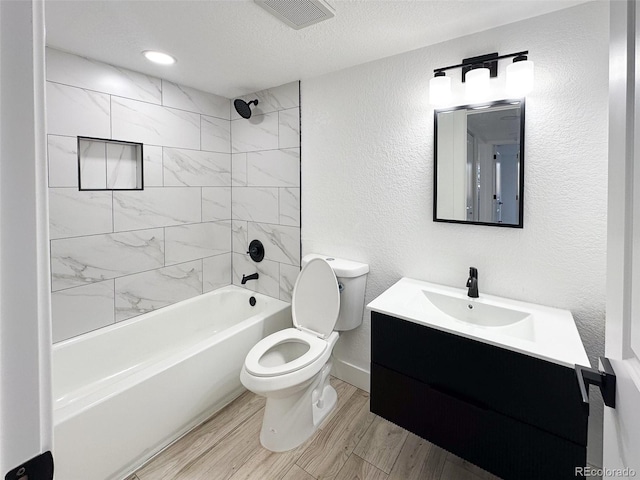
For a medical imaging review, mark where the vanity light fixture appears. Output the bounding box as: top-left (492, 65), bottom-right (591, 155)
top-left (142, 50), bottom-right (176, 65)
top-left (429, 50), bottom-right (533, 105)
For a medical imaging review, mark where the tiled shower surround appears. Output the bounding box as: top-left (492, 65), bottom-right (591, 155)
top-left (229, 86), bottom-right (301, 301)
top-left (46, 48), bottom-right (300, 342)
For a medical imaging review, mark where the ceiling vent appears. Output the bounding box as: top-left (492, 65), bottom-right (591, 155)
top-left (254, 0), bottom-right (335, 30)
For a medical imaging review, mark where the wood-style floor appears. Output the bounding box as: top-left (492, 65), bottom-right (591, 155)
top-left (126, 377), bottom-right (500, 480)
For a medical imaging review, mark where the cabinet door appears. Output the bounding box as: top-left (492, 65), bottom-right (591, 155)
top-left (372, 312), bottom-right (588, 445)
top-left (371, 363), bottom-right (586, 480)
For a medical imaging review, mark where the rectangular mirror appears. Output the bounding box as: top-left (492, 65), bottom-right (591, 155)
top-left (434, 99), bottom-right (524, 228)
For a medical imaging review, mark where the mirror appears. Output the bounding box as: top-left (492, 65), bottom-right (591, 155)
top-left (434, 99), bottom-right (524, 228)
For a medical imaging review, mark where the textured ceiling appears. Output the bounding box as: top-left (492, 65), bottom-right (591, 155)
top-left (45, 0), bottom-right (588, 98)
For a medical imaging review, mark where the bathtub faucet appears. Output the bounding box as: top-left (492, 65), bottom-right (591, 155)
top-left (241, 272), bottom-right (259, 285)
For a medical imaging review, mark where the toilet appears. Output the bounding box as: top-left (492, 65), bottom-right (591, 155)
top-left (240, 254), bottom-right (369, 452)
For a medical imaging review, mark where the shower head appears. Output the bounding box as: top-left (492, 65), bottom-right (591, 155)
top-left (234, 98), bottom-right (259, 119)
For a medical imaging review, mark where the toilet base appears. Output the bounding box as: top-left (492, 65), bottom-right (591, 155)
top-left (259, 364), bottom-right (336, 452)
top-left (312, 383), bottom-right (337, 426)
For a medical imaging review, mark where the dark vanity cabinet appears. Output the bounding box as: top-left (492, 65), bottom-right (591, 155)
top-left (370, 311), bottom-right (589, 480)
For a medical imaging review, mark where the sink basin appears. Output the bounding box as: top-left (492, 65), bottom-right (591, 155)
top-left (421, 290), bottom-right (530, 327)
top-left (367, 277), bottom-right (589, 368)
top-left (405, 286), bottom-right (535, 343)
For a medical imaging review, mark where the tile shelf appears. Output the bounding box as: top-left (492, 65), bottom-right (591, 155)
top-left (78, 136), bottom-right (143, 191)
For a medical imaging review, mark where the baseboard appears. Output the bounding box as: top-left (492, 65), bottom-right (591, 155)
top-left (331, 357), bottom-right (370, 392)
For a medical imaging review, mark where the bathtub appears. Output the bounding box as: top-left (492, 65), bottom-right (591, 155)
top-left (52, 285), bottom-right (291, 480)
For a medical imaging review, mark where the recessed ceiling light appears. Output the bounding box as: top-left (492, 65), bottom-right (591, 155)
top-left (142, 50), bottom-right (176, 65)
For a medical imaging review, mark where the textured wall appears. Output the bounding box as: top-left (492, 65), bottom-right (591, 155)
top-left (302, 2), bottom-right (608, 465)
top-left (46, 48), bottom-right (233, 342)
top-left (230, 83), bottom-right (301, 301)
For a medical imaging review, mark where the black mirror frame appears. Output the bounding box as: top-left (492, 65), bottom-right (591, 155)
top-left (433, 98), bottom-right (525, 229)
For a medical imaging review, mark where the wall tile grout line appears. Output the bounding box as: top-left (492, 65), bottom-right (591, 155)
top-left (78, 185), bottom-right (233, 189)
top-left (298, 81), bottom-right (302, 267)
top-left (112, 278), bottom-right (117, 326)
top-left (229, 99), bottom-right (234, 289)
top-left (109, 94), bottom-right (113, 139)
top-left (162, 226), bottom-right (166, 267)
top-left (232, 146), bottom-right (298, 155)
top-left (163, 144), bottom-right (232, 155)
top-left (51, 257), bottom-right (207, 295)
top-left (49, 218), bottom-right (233, 242)
top-left (111, 191), bottom-right (115, 234)
top-left (103, 140), bottom-right (108, 187)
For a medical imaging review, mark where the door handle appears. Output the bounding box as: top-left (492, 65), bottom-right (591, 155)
top-left (575, 356), bottom-right (616, 412)
top-left (4, 451), bottom-right (53, 480)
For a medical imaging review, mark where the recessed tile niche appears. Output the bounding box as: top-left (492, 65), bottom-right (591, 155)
top-left (78, 137), bottom-right (143, 190)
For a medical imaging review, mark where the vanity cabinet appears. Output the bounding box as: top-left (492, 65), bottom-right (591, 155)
top-left (370, 311), bottom-right (588, 480)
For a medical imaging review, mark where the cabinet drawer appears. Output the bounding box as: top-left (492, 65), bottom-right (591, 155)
top-left (371, 311), bottom-right (588, 445)
top-left (371, 362), bottom-right (586, 480)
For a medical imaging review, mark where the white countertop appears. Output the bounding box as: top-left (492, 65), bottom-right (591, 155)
top-left (367, 277), bottom-right (590, 369)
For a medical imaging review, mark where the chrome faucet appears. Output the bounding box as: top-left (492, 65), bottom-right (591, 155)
top-left (466, 267), bottom-right (479, 298)
top-left (241, 272), bottom-right (259, 285)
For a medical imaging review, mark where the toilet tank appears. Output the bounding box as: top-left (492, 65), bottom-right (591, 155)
top-left (301, 254), bottom-right (369, 331)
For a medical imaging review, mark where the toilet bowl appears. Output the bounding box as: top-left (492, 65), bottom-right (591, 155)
top-left (240, 255), bottom-right (369, 452)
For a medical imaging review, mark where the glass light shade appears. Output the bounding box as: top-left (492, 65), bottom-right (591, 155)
top-left (465, 67), bottom-right (490, 102)
top-left (142, 50), bottom-right (176, 65)
top-left (506, 59), bottom-right (534, 96)
top-left (429, 75), bottom-right (452, 106)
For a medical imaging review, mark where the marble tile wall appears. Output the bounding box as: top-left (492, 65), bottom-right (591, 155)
top-left (230, 82), bottom-right (301, 301)
top-left (46, 48), bottom-right (232, 342)
top-left (46, 49), bottom-right (301, 342)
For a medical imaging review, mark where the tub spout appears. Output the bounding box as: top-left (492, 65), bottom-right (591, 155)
top-left (241, 272), bottom-right (259, 285)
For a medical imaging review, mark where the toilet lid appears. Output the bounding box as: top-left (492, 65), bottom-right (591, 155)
top-left (292, 258), bottom-right (340, 338)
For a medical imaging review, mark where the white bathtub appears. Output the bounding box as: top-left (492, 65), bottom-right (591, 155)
top-left (52, 285), bottom-right (291, 480)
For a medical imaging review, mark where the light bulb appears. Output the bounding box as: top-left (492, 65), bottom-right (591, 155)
top-left (506, 57), bottom-right (534, 96)
top-left (429, 73), bottom-right (452, 106)
top-left (142, 50), bottom-right (176, 65)
top-left (465, 67), bottom-right (490, 102)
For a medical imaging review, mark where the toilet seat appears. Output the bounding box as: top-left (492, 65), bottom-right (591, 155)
top-left (245, 328), bottom-right (328, 377)
top-left (244, 258), bottom-right (340, 378)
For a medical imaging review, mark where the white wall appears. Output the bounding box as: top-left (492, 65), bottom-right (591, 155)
top-left (302, 1), bottom-right (608, 465)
